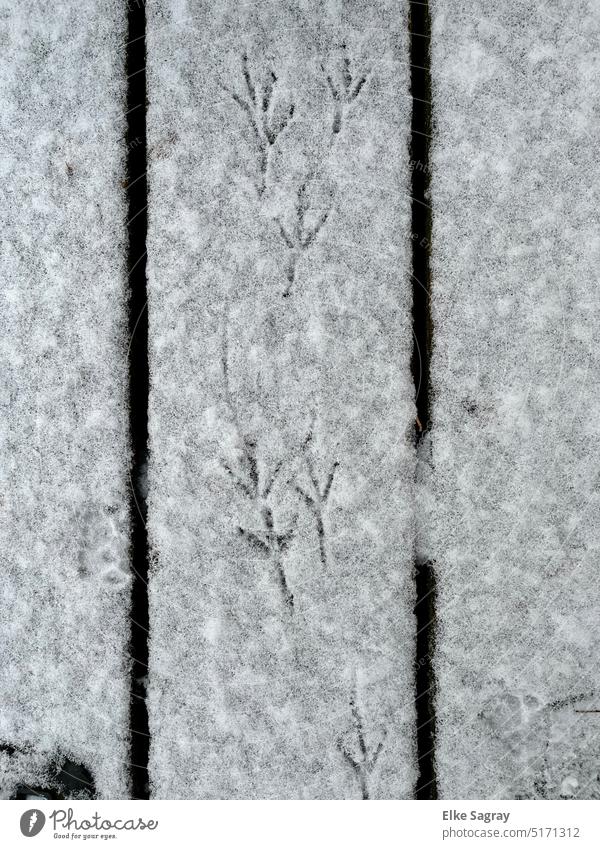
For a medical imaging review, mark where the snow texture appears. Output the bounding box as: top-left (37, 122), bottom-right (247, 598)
top-left (424, 0), bottom-right (600, 798)
top-left (146, 0), bottom-right (416, 798)
top-left (0, 1), bottom-right (131, 798)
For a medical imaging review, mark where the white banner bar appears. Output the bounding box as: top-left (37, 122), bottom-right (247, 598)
top-left (2, 800), bottom-right (600, 849)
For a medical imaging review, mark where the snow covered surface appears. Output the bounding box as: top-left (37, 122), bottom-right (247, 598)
top-left (146, 0), bottom-right (416, 798)
top-left (0, 1), bottom-right (131, 798)
top-left (5, 0), bottom-right (597, 803)
top-left (424, 0), bottom-right (600, 798)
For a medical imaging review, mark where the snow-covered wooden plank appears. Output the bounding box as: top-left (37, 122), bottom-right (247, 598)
top-left (0, 2), bottom-right (131, 798)
top-left (424, 0), bottom-right (600, 798)
top-left (146, 0), bottom-right (416, 798)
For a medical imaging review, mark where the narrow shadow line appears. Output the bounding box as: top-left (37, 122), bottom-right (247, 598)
top-left (409, 0), bottom-right (438, 800)
top-left (126, 0), bottom-right (150, 801)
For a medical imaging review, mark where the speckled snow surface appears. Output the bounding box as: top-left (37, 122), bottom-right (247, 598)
top-left (146, 0), bottom-right (416, 798)
top-left (422, 0), bottom-right (600, 799)
top-left (0, 1), bottom-right (131, 799)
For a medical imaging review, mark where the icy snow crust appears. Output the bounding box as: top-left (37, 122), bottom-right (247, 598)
top-left (425, 0), bottom-right (600, 799)
top-left (0, 1), bottom-right (131, 798)
top-left (146, 0), bottom-right (416, 798)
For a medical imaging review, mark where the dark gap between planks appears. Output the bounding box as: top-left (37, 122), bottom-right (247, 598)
top-left (126, 0), bottom-right (150, 800)
top-left (409, 0), bottom-right (438, 800)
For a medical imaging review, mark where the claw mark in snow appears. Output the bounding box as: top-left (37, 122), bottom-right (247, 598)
top-left (337, 684), bottom-right (386, 800)
top-left (220, 327), bottom-right (297, 612)
top-left (223, 440), bottom-right (297, 612)
top-left (275, 174), bottom-right (332, 296)
top-left (322, 43), bottom-right (370, 141)
top-left (295, 425), bottom-right (338, 569)
top-left (227, 53), bottom-right (295, 198)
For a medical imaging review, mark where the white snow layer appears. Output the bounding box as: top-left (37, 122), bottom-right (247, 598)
top-left (423, 0), bottom-right (600, 798)
top-left (0, 2), bottom-right (131, 798)
top-left (146, 0), bottom-right (416, 798)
